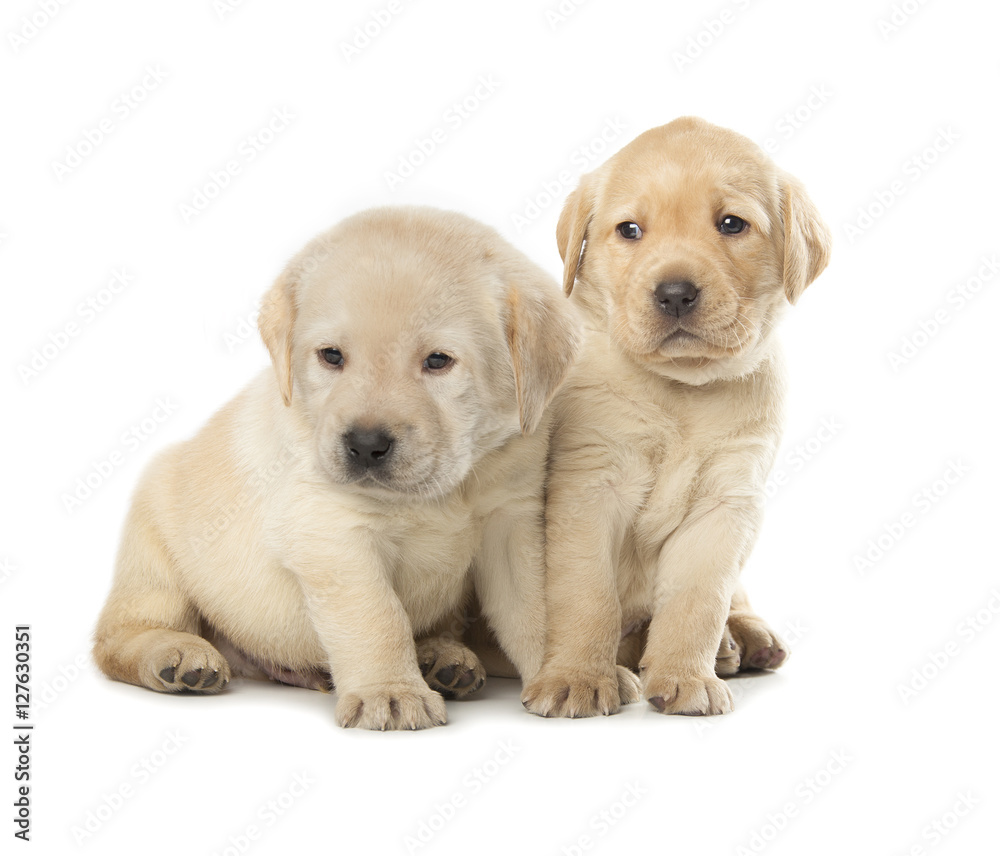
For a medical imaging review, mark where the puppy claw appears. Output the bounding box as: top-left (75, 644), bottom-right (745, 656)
top-left (422, 698), bottom-right (447, 728)
top-left (341, 700), bottom-right (364, 729)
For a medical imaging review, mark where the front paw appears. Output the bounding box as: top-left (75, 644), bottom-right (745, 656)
top-left (416, 637), bottom-right (486, 700)
top-left (335, 683), bottom-right (448, 731)
top-left (521, 665), bottom-right (640, 718)
top-left (643, 672), bottom-right (734, 716)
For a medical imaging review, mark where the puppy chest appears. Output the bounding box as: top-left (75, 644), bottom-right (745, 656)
top-left (637, 453), bottom-right (701, 531)
top-left (387, 517), bottom-right (479, 622)
top-left (618, 454), bottom-right (700, 576)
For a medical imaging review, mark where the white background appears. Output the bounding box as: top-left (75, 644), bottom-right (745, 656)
top-left (2, 0), bottom-right (998, 853)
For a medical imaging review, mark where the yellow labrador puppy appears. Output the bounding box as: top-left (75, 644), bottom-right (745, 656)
top-left (94, 207), bottom-right (579, 730)
top-left (522, 118), bottom-right (831, 717)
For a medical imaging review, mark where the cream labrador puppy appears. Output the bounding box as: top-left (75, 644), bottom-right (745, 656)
top-left (522, 117), bottom-right (831, 717)
top-left (93, 206), bottom-right (579, 730)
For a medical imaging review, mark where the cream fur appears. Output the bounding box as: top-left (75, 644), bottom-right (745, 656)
top-left (93, 206), bottom-right (579, 730)
top-left (522, 118), bottom-right (832, 718)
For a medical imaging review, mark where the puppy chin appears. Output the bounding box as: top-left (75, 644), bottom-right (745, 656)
top-left (321, 456), bottom-right (466, 503)
top-left (643, 327), bottom-right (773, 385)
top-left (654, 356), bottom-right (754, 385)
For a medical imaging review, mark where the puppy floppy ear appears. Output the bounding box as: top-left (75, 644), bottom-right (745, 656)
top-left (556, 174), bottom-right (597, 296)
top-left (504, 266), bottom-right (581, 435)
top-left (779, 170), bottom-right (832, 304)
top-left (258, 267), bottom-right (297, 406)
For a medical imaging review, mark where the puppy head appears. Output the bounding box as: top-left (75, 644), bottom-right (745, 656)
top-left (259, 207), bottom-right (578, 499)
top-left (557, 117), bottom-right (831, 384)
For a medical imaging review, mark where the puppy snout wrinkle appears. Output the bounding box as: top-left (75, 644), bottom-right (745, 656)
top-left (654, 280), bottom-right (700, 317)
top-left (344, 427), bottom-right (394, 468)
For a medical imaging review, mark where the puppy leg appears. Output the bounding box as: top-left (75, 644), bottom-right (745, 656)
top-left (473, 498), bottom-right (548, 685)
top-left (460, 593), bottom-right (520, 678)
top-left (641, 498), bottom-right (762, 716)
top-left (521, 475), bottom-right (641, 718)
top-left (93, 508), bottom-right (230, 694)
top-left (290, 534), bottom-right (447, 731)
top-left (727, 582), bottom-right (788, 671)
top-left (618, 619), bottom-right (743, 678)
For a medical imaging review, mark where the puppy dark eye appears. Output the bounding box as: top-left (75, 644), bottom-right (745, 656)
top-left (616, 221), bottom-right (643, 240)
top-left (423, 353), bottom-right (453, 371)
top-left (718, 215), bottom-right (747, 235)
top-left (320, 348), bottom-right (344, 367)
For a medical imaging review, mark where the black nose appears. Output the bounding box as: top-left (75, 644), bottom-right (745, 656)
top-left (343, 428), bottom-right (394, 468)
top-left (655, 280), bottom-right (699, 317)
